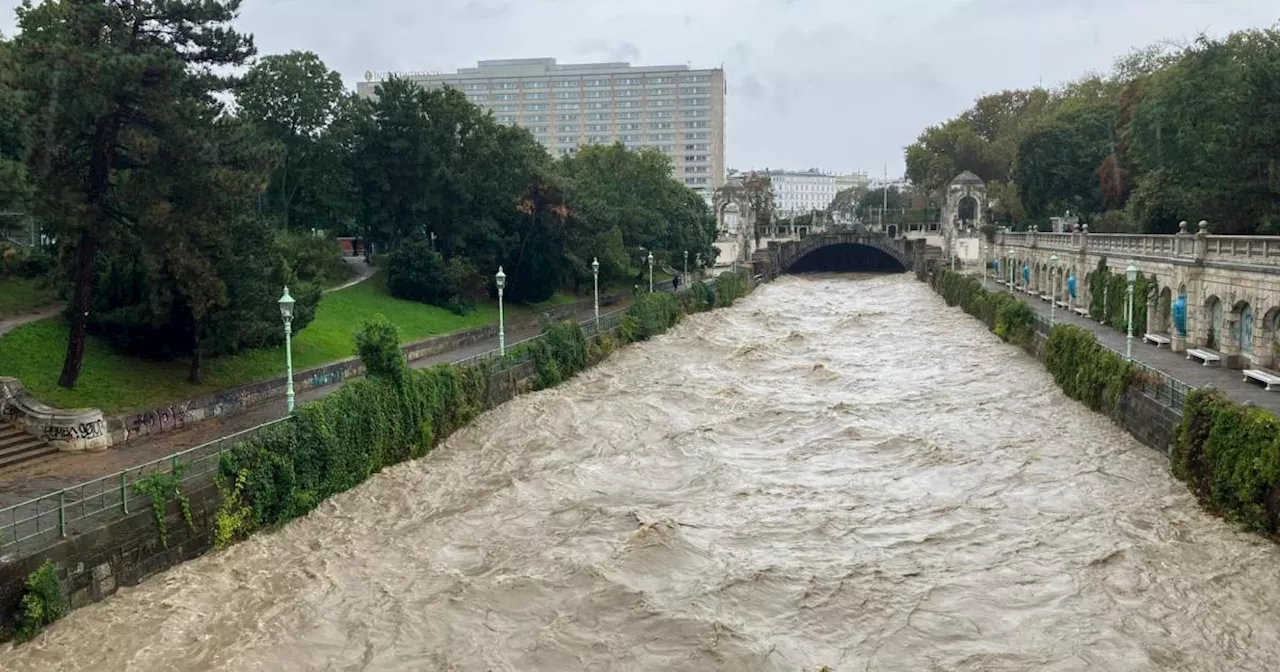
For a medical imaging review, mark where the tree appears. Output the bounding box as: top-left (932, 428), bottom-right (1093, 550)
top-left (13, 0), bottom-right (254, 388)
top-left (237, 51), bottom-right (345, 232)
top-left (0, 36), bottom-right (30, 215)
top-left (741, 171), bottom-right (773, 245)
top-left (1014, 100), bottom-right (1117, 219)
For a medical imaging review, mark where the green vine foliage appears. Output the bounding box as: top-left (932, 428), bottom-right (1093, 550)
top-left (213, 276), bottom-right (753, 545)
top-left (132, 467), bottom-right (192, 549)
top-left (14, 560), bottom-right (65, 642)
top-left (933, 270), bottom-right (1035, 346)
top-left (1173, 389), bottom-right (1280, 533)
top-left (1043, 324), bottom-right (1134, 416)
top-left (1087, 258), bottom-right (1156, 335)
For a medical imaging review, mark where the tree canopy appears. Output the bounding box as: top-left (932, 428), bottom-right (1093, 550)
top-left (902, 28), bottom-right (1280, 234)
top-left (0, 1), bottom-right (717, 390)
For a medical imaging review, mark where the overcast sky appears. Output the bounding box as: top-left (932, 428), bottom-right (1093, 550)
top-left (1, 0), bottom-right (1276, 177)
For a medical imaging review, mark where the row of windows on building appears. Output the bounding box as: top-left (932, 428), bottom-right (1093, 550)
top-left (489, 103), bottom-right (711, 116)
top-left (459, 75), bottom-right (711, 91)
top-left (474, 90), bottom-right (709, 102)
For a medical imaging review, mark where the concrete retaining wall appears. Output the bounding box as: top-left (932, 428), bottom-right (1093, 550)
top-left (104, 299), bottom-right (597, 446)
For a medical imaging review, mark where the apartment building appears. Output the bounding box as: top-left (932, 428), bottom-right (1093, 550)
top-left (357, 58), bottom-right (726, 201)
top-left (767, 169), bottom-right (838, 217)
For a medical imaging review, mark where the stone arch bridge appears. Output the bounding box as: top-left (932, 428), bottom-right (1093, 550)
top-left (996, 222), bottom-right (1280, 369)
top-left (751, 231), bottom-right (926, 279)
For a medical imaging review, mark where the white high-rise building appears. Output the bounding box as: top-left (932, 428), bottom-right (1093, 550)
top-left (357, 58), bottom-right (727, 201)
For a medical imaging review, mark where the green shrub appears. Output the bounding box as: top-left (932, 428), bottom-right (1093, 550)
top-left (1087, 258), bottom-right (1156, 335)
top-left (935, 269), bottom-right (1034, 346)
top-left (354, 314), bottom-right (406, 382)
top-left (625, 291), bottom-right (682, 342)
top-left (713, 270), bottom-right (749, 306)
top-left (14, 561), bottom-right (64, 642)
top-left (385, 234), bottom-right (477, 315)
top-left (1043, 324), bottom-right (1133, 416)
top-left (1173, 389), bottom-right (1280, 533)
top-left (277, 231), bottom-right (352, 287)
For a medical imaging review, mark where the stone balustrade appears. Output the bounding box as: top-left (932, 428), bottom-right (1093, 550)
top-left (0, 377), bottom-right (110, 452)
top-left (998, 220), bottom-right (1280, 268)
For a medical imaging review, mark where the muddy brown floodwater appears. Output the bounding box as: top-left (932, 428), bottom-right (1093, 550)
top-left (6, 273), bottom-right (1280, 671)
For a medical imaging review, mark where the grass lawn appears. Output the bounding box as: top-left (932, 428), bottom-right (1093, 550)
top-left (0, 277), bottom-right (58, 317)
top-left (0, 272), bottom-right (583, 414)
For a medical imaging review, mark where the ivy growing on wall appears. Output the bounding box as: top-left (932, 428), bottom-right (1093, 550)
top-left (1173, 388), bottom-right (1280, 534)
top-left (1087, 258), bottom-right (1157, 336)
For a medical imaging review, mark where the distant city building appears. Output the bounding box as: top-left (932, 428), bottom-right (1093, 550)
top-left (834, 172), bottom-right (871, 193)
top-left (763, 169), bottom-right (837, 217)
top-left (357, 58), bottom-right (726, 201)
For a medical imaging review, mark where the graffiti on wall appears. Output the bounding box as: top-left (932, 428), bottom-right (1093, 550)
top-left (310, 370), bottom-right (342, 388)
top-left (129, 402), bottom-right (191, 437)
top-left (42, 418), bottom-right (106, 441)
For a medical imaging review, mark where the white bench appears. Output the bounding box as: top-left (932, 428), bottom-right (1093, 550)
top-left (1072, 307), bottom-right (1089, 317)
top-left (1143, 333), bottom-right (1172, 348)
top-left (1243, 369), bottom-right (1280, 391)
top-left (1055, 300), bottom-right (1069, 309)
top-left (1186, 348), bottom-right (1222, 366)
top-left (1039, 294), bottom-right (1052, 302)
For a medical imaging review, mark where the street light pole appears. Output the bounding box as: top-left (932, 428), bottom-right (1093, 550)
top-left (495, 267), bottom-right (506, 356)
top-left (591, 257), bottom-right (600, 328)
top-left (647, 251), bottom-right (654, 292)
top-left (1048, 254), bottom-right (1059, 326)
top-left (278, 287), bottom-right (296, 414)
top-left (1126, 263), bottom-right (1138, 361)
top-left (683, 250), bottom-right (688, 281)
top-left (1009, 250), bottom-right (1016, 287)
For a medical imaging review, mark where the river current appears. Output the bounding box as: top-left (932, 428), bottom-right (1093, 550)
top-left (6, 273), bottom-right (1280, 671)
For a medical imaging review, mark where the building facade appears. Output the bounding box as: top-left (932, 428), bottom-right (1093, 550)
top-left (357, 58), bottom-right (726, 201)
top-left (767, 169), bottom-right (838, 217)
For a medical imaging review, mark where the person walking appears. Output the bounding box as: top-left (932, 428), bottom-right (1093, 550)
top-left (672, 274), bottom-right (680, 292)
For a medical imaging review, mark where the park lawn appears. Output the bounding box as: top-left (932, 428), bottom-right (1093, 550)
top-left (0, 272), bottom-right (580, 413)
top-left (0, 277), bottom-right (58, 317)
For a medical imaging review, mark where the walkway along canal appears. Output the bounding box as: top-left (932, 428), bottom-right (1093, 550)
top-left (5, 273), bottom-right (1280, 670)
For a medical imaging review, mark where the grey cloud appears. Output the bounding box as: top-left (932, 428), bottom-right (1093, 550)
top-left (0, 0), bottom-right (1274, 176)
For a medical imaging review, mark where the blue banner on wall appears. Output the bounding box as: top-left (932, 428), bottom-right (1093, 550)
top-left (1067, 275), bottom-right (1077, 299)
top-left (1023, 265), bottom-right (1031, 284)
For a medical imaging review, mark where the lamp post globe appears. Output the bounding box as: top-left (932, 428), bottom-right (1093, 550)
top-left (278, 286), bottom-right (296, 414)
top-left (495, 267), bottom-right (507, 356)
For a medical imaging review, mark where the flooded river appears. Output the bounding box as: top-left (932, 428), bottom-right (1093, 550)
top-left (7, 274), bottom-right (1280, 671)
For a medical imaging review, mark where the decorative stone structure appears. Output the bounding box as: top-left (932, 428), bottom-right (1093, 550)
top-left (0, 377), bottom-right (110, 452)
top-left (995, 221), bottom-right (1280, 369)
top-left (750, 231), bottom-right (921, 279)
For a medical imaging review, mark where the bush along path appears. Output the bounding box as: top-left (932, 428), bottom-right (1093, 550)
top-left (6, 270), bottom-right (752, 643)
top-left (930, 268), bottom-right (1280, 541)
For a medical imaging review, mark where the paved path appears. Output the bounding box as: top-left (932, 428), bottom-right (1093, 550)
top-left (0, 303), bottom-right (63, 338)
top-left (324, 256), bottom-right (377, 293)
top-left (980, 278), bottom-right (1280, 415)
top-left (0, 301), bottom-right (623, 507)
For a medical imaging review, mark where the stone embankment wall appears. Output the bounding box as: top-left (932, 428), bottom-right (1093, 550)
top-left (0, 359), bottom-right (540, 630)
top-left (104, 299), bottom-right (602, 446)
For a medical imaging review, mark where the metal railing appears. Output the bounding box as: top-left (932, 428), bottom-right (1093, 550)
top-left (0, 419), bottom-right (287, 557)
top-left (0, 304), bottom-right (645, 558)
top-left (1028, 306), bottom-right (1194, 411)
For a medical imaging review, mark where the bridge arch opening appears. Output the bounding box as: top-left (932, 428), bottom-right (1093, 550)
top-left (786, 242), bottom-right (908, 274)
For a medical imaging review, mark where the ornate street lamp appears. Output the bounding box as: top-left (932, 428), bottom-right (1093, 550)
top-left (591, 257), bottom-right (600, 327)
top-left (683, 250), bottom-right (688, 281)
top-left (495, 267), bottom-right (507, 356)
top-left (278, 287), bottom-right (296, 414)
top-left (647, 251), bottom-right (654, 293)
top-left (1126, 263), bottom-right (1139, 361)
top-left (1049, 254), bottom-right (1059, 326)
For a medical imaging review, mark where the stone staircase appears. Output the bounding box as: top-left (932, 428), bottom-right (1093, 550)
top-left (0, 421), bottom-right (57, 470)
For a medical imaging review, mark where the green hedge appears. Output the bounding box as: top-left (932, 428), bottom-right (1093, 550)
top-left (1173, 389), bottom-right (1280, 533)
top-left (214, 274), bottom-right (756, 547)
top-left (1043, 323), bottom-right (1136, 417)
top-left (934, 269), bottom-right (1035, 346)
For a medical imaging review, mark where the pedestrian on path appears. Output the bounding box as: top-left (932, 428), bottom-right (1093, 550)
top-left (672, 274), bottom-right (680, 292)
